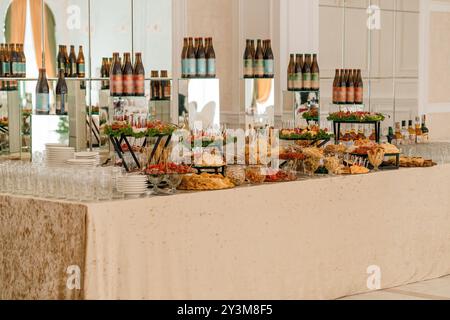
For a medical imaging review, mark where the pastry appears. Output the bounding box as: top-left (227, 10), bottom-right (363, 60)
top-left (350, 165), bottom-right (370, 174)
top-left (380, 143), bottom-right (400, 154)
top-left (367, 147), bottom-right (385, 169)
top-left (178, 173), bottom-right (235, 191)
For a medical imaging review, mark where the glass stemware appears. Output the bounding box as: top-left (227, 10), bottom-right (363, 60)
top-left (148, 174), bottom-right (164, 195)
top-left (165, 173), bottom-right (183, 194)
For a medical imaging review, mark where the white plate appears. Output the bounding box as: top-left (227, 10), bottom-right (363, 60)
top-left (67, 160), bottom-right (97, 163)
top-left (118, 184), bottom-right (148, 188)
top-left (45, 143), bottom-right (68, 148)
top-left (75, 152), bottom-right (99, 157)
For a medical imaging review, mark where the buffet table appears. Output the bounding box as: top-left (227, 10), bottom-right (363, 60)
top-left (2, 165), bottom-right (450, 300)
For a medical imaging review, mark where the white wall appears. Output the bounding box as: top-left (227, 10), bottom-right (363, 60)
top-left (172, 0), bottom-right (320, 123)
top-left (0, 0), bottom-right (172, 77)
top-left (420, 0), bottom-right (450, 140)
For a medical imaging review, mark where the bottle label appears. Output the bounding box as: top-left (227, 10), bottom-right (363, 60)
top-left (2, 62), bottom-right (10, 74)
top-left (244, 59), bottom-right (253, 77)
top-left (164, 83), bottom-right (171, 99)
top-left (111, 75), bottom-right (123, 95)
top-left (102, 79), bottom-right (110, 90)
top-left (78, 63), bottom-right (85, 74)
top-left (36, 93), bottom-right (50, 113)
top-left (187, 58), bottom-right (196, 77)
top-left (12, 62), bottom-right (20, 75)
top-left (311, 73), bottom-right (320, 89)
top-left (293, 73), bottom-right (303, 89)
top-left (56, 94), bottom-right (68, 115)
top-left (20, 62), bottom-right (26, 76)
top-left (207, 59), bottom-right (216, 77)
top-left (253, 59), bottom-right (264, 77)
top-left (346, 87), bottom-right (355, 103)
top-left (197, 58), bottom-right (207, 77)
top-left (181, 59), bottom-right (186, 76)
top-left (134, 74), bottom-right (145, 95)
top-left (264, 59), bottom-right (274, 77)
top-left (71, 63), bottom-right (77, 76)
top-left (123, 74), bottom-right (134, 95)
top-left (302, 73), bottom-right (311, 88)
top-left (354, 87), bottom-right (363, 104)
top-left (332, 87), bottom-right (338, 103)
top-left (338, 88), bottom-right (347, 103)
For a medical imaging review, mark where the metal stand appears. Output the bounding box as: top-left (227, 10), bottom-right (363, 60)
top-left (333, 120), bottom-right (381, 144)
top-left (193, 165), bottom-right (226, 175)
top-left (109, 134), bottom-right (172, 172)
top-left (350, 152), bottom-right (400, 170)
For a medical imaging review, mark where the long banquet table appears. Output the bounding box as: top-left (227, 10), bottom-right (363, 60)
top-left (2, 165), bottom-right (450, 300)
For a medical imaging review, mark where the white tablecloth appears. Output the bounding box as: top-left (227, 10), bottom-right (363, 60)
top-left (83, 165), bottom-right (450, 299)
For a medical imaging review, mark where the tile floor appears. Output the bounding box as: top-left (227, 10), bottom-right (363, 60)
top-left (340, 275), bottom-right (450, 300)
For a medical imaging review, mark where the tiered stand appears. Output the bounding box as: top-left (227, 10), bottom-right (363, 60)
top-left (332, 120), bottom-right (382, 144)
top-left (109, 133), bottom-right (172, 172)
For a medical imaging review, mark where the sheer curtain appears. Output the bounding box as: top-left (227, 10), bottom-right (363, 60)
top-left (6, 0), bottom-right (56, 77)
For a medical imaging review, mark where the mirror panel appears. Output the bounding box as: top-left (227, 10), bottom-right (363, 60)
top-left (244, 79), bottom-right (275, 129)
top-left (178, 79), bottom-right (221, 129)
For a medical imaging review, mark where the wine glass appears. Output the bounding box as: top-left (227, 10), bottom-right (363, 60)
top-left (148, 174), bottom-right (164, 195)
top-left (165, 173), bottom-right (183, 194)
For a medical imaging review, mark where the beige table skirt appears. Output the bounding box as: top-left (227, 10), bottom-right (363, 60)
top-left (2, 165), bottom-right (450, 300)
top-left (83, 165), bottom-right (450, 300)
top-left (0, 196), bottom-right (87, 300)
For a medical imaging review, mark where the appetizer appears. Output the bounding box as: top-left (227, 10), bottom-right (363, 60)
top-left (327, 111), bottom-right (385, 122)
top-left (178, 173), bottom-right (235, 191)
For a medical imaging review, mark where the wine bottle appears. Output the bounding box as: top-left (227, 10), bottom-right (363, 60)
top-left (302, 54), bottom-right (311, 90)
top-left (354, 69), bottom-right (364, 104)
top-left (332, 69), bottom-right (339, 104)
top-left (181, 38), bottom-right (188, 78)
top-left (263, 40), bottom-right (274, 78)
top-left (206, 37), bottom-right (216, 78)
top-left (253, 40), bottom-right (264, 78)
top-left (133, 52), bottom-right (145, 97)
top-left (36, 68), bottom-right (50, 115)
top-left (311, 54), bottom-right (320, 91)
top-left (161, 70), bottom-right (171, 100)
top-left (69, 45), bottom-right (77, 77)
top-left (196, 38), bottom-right (207, 78)
top-left (122, 52), bottom-right (134, 96)
top-left (186, 38), bottom-right (196, 78)
top-left (56, 69), bottom-right (68, 115)
top-left (110, 52), bottom-right (123, 97)
top-left (346, 69), bottom-right (355, 104)
top-left (287, 54), bottom-right (295, 91)
top-left (63, 46), bottom-right (70, 77)
top-left (294, 54), bottom-right (303, 91)
top-left (244, 40), bottom-right (253, 78)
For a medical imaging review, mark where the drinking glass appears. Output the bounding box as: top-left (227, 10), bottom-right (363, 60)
top-left (96, 170), bottom-right (113, 201)
top-left (148, 174), bottom-right (164, 195)
top-left (165, 173), bottom-right (182, 194)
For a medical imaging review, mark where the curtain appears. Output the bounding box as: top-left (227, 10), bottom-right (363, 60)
top-left (5, 0), bottom-right (27, 44)
top-left (5, 0), bottom-right (56, 78)
top-left (255, 79), bottom-right (272, 104)
top-left (29, 0), bottom-right (56, 77)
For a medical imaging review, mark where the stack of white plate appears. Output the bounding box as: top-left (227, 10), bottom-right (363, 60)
top-left (45, 145), bottom-right (75, 167)
top-left (66, 158), bottom-right (98, 168)
top-left (117, 175), bottom-right (148, 197)
top-left (74, 152), bottom-right (100, 166)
